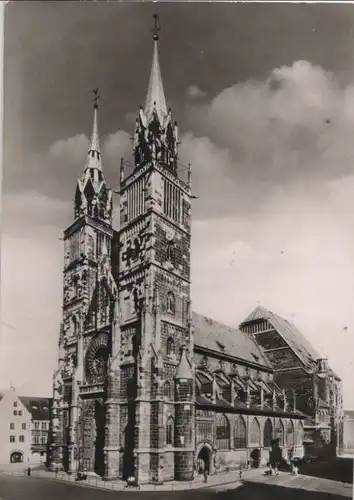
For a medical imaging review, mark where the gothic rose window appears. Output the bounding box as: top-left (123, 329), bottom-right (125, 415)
top-left (166, 292), bottom-right (175, 315)
top-left (166, 337), bottom-right (175, 357)
top-left (166, 416), bottom-right (174, 446)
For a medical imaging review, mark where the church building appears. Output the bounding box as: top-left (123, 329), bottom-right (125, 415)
top-left (49, 17), bottom-right (311, 483)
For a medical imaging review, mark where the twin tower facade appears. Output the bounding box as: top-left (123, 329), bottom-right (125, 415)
top-left (49, 20), bottom-right (195, 482)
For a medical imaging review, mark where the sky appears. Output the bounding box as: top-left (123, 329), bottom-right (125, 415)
top-left (1, 2), bottom-right (354, 408)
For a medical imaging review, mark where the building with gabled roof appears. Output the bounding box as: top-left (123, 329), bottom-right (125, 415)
top-left (239, 305), bottom-right (343, 459)
top-left (19, 396), bottom-right (52, 461)
top-left (0, 387), bottom-right (52, 465)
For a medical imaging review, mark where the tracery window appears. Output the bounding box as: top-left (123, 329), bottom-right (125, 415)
top-left (166, 416), bottom-right (174, 446)
top-left (250, 418), bottom-right (261, 446)
top-left (286, 420), bottom-right (295, 447)
top-left (196, 420), bottom-right (213, 443)
top-left (275, 419), bottom-right (285, 447)
top-left (263, 418), bottom-right (273, 448)
top-left (166, 337), bottom-right (175, 357)
top-left (216, 413), bottom-right (230, 450)
top-left (167, 292), bottom-right (175, 315)
top-left (233, 416), bottom-right (247, 449)
top-left (164, 381), bottom-right (173, 400)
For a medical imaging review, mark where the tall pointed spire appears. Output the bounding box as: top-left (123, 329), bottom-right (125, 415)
top-left (86, 88), bottom-right (102, 171)
top-left (74, 88), bottom-right (112, 223)
top-left (144, 14), bottom-right (168, 123)
top-left (133, 15), bottom-right (179, 174)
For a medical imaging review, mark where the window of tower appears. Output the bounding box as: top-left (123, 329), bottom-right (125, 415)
top-left (87, 235), bottom-right (95, 258)
top-left (164, 381), bottom-right (173, 400)
top-left (163, 179), bottom-right (181, 223)
top-left (99, 200), bottom-right (106, 219)
top-left (166, 292), bottom-right (176, 315)
top-left (72, 315), bottom-right (78, 336)
top-left (166, 242), bottom-right (176, 266)
top-left (216, 414), bottom-right (230, 450)
top-left (166, 337), bottom-right (175, 357)
top-left (166, 416), bottom-right (174, 446)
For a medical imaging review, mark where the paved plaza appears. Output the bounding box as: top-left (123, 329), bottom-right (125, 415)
top-left (0, 460), bottom-right (352, 499)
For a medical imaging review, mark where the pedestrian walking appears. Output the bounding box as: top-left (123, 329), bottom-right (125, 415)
top-left (27, 467), bottom-right (31, 477)
top-left (203, 466), bottom-right (208, 483)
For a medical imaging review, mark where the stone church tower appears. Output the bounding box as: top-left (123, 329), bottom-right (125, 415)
top-left (50, 17), bottom-right (194, 483)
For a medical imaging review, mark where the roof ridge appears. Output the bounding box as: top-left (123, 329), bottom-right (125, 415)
top-left (192, 310), bottom-right (241, 331)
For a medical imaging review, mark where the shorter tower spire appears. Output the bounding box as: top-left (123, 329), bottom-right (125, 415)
top-left (86, 88), bottom-right (102, 171)
top-left (74, 89), bottom-right (112, 224)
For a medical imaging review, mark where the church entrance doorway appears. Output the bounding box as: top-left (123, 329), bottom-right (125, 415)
top-left (250, 448), bottom-right (261, 468)
top-left (10, 451), bottom-right (23, 463)
top-left (196, 445), bottom-right (211, 475)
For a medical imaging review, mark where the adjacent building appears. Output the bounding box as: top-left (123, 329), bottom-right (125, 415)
top-left (339, 411), bottom-right (354, 456)
top-left (20, 397), bottom-right (52, 464)
top-left (48, 17), bottom-right (341, 484)
top-left (239, 306), bottom-right (344, 459)
top-left (0, 387), bottom-right (52, 465)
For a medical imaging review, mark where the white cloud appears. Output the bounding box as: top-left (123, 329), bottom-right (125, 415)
top-left (187, 85), bottom-right (207, 99)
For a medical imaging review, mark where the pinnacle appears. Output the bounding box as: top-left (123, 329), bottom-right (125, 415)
top-left (175, 346), bottom-right (193, 380)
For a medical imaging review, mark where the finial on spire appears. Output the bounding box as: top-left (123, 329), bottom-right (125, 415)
top-left (152, 13), bottom-right (160, 41)
top-left (93, 88), bottom-right (99, 109)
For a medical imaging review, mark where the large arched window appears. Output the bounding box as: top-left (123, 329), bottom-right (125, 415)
top-left (234, 416), bottom-right (247, 449)
top-left (286, 420), bottom-right (295, 448)
top-left (216, 414), bottom-right (230, 450)
top-left (250, 418), bottom-right (261, 446)
top-left (166, 337), bottom-right (175, 357)
top-left (163, 381), bottom-right (173, 400)
top-left (166, 416), bottom-right (174, 446)
top-left (263, 418), bottom-right (273, 448)
top-left (275, 419), bottom-right (285, 447)
top-left (167, 292), bottom-right (176, 315)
